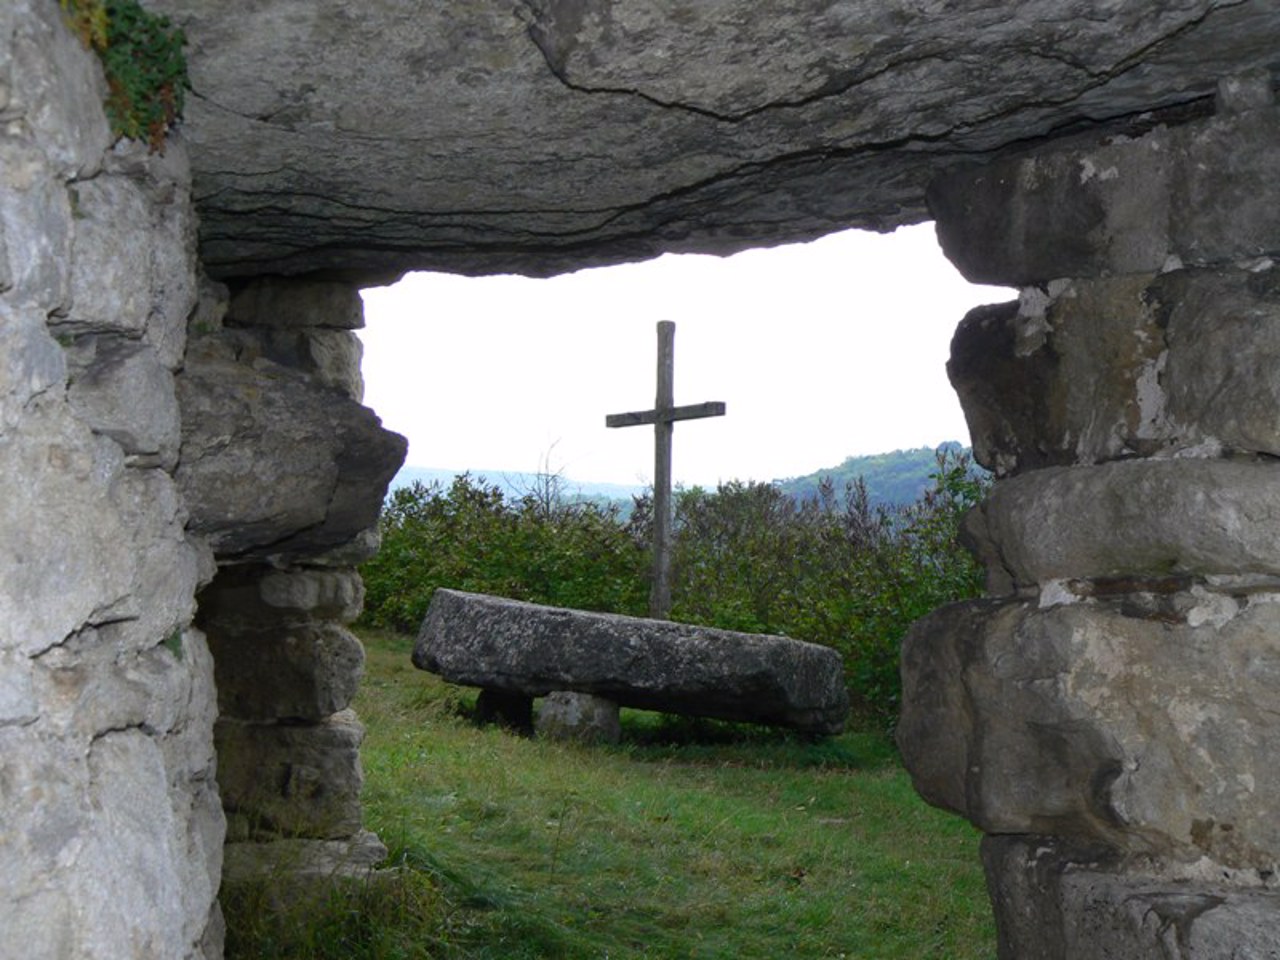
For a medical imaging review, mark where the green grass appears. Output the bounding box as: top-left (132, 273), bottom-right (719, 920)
top-left (227, 629), bottom-right (996, 959)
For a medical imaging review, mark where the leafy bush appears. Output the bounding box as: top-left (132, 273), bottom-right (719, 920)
top-left (360, 474), bottom-right (649, 634)
top-left (61, 0), bottom-right (190, 149)
top-left (662, 450), bottom-right (987, 724)
top-left (360, 451), bottom-right (988, 726)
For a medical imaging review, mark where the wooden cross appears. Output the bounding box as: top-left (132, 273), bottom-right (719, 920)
top-left (606, 321), bottom-right (725, 619)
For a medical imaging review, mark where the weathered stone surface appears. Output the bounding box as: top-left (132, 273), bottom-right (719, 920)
top-left (199, 565), bottom-right (365, 629)
top-left (952, 266), bottom-right (1280, 476)
top-left (982, 836), bottom-right (1280, 960)
top-left (899, 595), bottom-right (1280, 868)
top-left (216, 710), bottom-right (366, 840)
top-left (220, 327), bottom-right (365, 401)
top-left (0, 303), bottom-right (66, 433)
top-left (65, 175), bottom-right (154, 335)
top-left (175, 337), bottom-right (406, 560)
top-left (966, 459), bottom-right (1280, 588)
top-left (228, 277), bottom-right (365, 329)
top-left (67, 338), bottom-right (181, 468)
top-left (222, 830), bottom-right (388, 886)
top-left (949, 278), bottom-right (1163, 477)
top-left (0, 136), bottom-right (73, 309)
top-left (7, 0), bottom-right (112, 178)
top-left (0, 13), bottom-right (222, 960)
top-left (258, 568), bottom-right (365, 622)
top-left (1158, 265), bottom-right (1280, 457)
top-left (141, 0), bottom-right (1280, 280)
top-left (0, 628), bottom-right (222, 960)
top-left (932, 104), bottom-right (1280, 285)
top-left (415, 590), bottom-right (849, 734)
top-left (207, 622), bottom-right (365, 722)
top-left (536, 691), bottom-right (622, 744)
top-left (1, 403), bottom-right (132, 652)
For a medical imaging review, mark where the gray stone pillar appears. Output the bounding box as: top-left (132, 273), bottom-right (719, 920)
top-left (176, 277), bottom-right (406, 884)
top-left (901, 84), bottom-right (1280, 957)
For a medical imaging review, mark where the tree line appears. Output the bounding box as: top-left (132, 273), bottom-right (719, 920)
top-left (359, 449), bottom-right (988, 727)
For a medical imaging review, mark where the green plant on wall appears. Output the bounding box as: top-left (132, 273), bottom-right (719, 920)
top-left (60, 0), bottom-right (190, 150)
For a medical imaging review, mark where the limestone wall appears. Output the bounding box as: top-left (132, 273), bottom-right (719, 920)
top-left (1, 8), bottom-right (406, 957)
top-left (903, 76), bottom-right (1280, 959)
top-left (0, 3), bottom-right (221, 956)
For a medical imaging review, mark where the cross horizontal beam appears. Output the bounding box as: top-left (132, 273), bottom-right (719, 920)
top-left (605, 401), bottom-right (726, 429)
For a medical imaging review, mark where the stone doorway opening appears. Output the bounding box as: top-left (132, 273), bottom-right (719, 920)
top-left (357, 224), bottom-right (1006, 494)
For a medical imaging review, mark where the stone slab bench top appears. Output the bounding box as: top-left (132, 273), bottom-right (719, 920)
top-left (413, 589), bottom-right (849, 735)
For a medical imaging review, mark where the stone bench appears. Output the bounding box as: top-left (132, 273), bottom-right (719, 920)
top-left (412, 589), bottom-right (850, 737)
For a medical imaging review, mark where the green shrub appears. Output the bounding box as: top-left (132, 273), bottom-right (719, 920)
top-left (664, 450), bottom-right (987, 725)
top-left (361, 451), bottom-right (988, 727)
top-left (359, 475), bottom-right (649, 634)
top-left (61, 0), bottom-right (190, 149)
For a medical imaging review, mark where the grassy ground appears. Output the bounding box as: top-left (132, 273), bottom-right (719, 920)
top-left (226, 629), bottom-right (996, 959)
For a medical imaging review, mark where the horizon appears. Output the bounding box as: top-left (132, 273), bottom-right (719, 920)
top-left (391, 437), bottom-right (970, 494)
top-left (359, 224), bottom-right (1007, 488)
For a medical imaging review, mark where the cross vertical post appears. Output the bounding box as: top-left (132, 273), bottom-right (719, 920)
top-left (652, 321), bottom-right (675, 620)
top-left (606, 321), bottom-right (725, 619)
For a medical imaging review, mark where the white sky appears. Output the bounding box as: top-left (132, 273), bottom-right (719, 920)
top-left (358, 223), bottom-right (1012, 488)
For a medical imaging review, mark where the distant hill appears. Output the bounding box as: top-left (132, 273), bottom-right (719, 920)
top-left (389, 466), bottom-right (646, 504)
top-left (392, 443), bottom-right (976, 512)
top-left (774, 442), bottom-right (970, 507)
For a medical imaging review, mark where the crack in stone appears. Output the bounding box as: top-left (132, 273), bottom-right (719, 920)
top-left (514, 1), bottom-right (1233, 128)
top-left (514, 0), bottom-right (977, 125)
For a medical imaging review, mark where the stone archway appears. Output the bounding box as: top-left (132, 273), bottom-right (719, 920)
top-left (5, 3), bottom-right (1280, 957)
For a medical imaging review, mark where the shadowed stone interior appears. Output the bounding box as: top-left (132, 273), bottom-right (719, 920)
top-left (5, 3), bottom-right (1280, 957)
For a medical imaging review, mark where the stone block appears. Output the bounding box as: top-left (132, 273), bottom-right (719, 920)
top-left (222, 829), bottom-right (387, 886)
top-left (33, 624), bottom-right (198, 738)
top-left (176, 338), bottom-right (406, 561)
top-left (65, 175), bottom-right (154, 335)
top-left (199, 565), bottom-right (365, 629)
top-left (966, 459), bottom-right (1280, 588)
top-left (899, 595), bottom-right (1280, 867)
top-left (0, 137), bottom-right (72, 310)
top-left (952, 267), bottom-right (1280, 476)
top-left (228, 277), bottom-right (365, 329)
top-left (982, 836), bottom-right (1280, 960)
top-left (67, 339), bottom-right (181, 468)
top-left (930, 105), bottom-right (1280, 285)
top-left (949, 277), bottom-right (1164, 476)
top-left (207, 622), bottom-right (365, 722)
top-left (929, 126), bottom-right (1173, 285)
top-left (536, 691), bottom-right (622, 744)
top-left (108, 466), bottom-right (203, 648)
top-left (1158, 265), bottom-right (1280, 457)
top-left (415, 589), bottom-right (849, 735)
top-left (222, 327), bottom-right (365, 400)
top-left (1172, 109), bottom-right (1280, 267)
top-left (216, 710), bottom-right (366, 840)
top-left (0, 304), bottom-right (66, 434)
top-left (143, 161), bottom-right (198, 371)
top-left (8, 0), bottom-right (111, 177)
top-left (0, 403), bottom-right (133, 654)
top-left (259, 568), bottom-right (365, 622)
